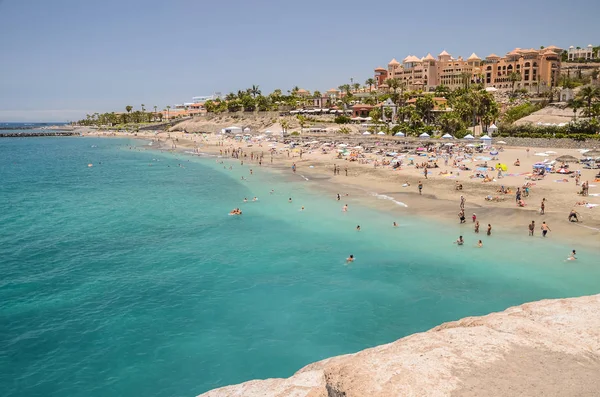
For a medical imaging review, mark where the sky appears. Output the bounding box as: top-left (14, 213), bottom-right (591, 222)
top-left (0, 0), bottom-right (598, 122)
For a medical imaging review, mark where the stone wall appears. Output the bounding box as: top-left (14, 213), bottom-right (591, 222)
top-left (496, 137), bottom-right (599, 149)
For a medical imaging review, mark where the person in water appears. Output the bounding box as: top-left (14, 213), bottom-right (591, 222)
top-left (346, 254), bottom-right (354, 263)
top-left (252, 197), bottom-right (258, 201)
top-left (393, 222), bottom-right (398, 227)
top-left (478, 240), bottom-right (483, 248)
top-left (356, 225), bottom-right (361, 231)
top-left (568, 250), bottom-right (577, 260)
top-left (288, 197), bottom-right (292, 203)
top-left (342, 204), bottom-right (348, 212)
top-left (243, 197), bottom-right (248, 202)
top-left (474, 221), bottom-right (479, 233)
top-left (455, 236), bottom-right (464, 245)
top-left (487, 224), bottom-right (492, 236)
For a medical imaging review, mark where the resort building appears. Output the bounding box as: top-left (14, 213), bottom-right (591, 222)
top-left (567, 45), bottom-right (596, 61)
top-left (375, 46), bottom-right (562, 92)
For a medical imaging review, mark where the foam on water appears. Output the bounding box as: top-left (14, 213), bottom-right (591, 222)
top-left (371, 192), bottom-right (409, 207)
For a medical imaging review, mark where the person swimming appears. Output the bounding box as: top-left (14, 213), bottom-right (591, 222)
top-left (252, 197), bottom-right (258, 201)
top-left (356, 225), bottom-right (361, 231)
top-left (568, 250), bottom-right (577, 260)
top-left (288, 197), bottom-right (292, 203)
top-left (346, 254), bottom-right (354, 263)
top-left (393, 222), bottom-right (398, 227)
top-left (342, 204), bottom-right (348, 212)
top-left (301, 206), bottom-right (305, 211)
top-left (455, 236), bottom-right (464, 245)
top-left (478, 240), bottom-right (483, 248)
top-left (243, 198), bottom-right (248, 202)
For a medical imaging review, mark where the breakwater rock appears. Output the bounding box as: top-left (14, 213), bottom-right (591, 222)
top-left (199, 294), bottom-right (600, 397)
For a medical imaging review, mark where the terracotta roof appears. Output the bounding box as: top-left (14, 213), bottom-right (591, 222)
top-left (352, 104), bottom-right (374, 109)
top-left (439, 50), bottom-right (450, 56)
top-left (545, 45), bottom-right (562, 50)
top-left (423, 53), bottom-right (436, 61)
top-left (327, 88), bottom-right (339, 92)
top-left (467, 52), bottom-right (481, 61)
top-left (403, 55), bottom-right (421, 63)
top-left (388, 58), bottom-right (400, 65)
top-left (542, 49), bottom-right (558, 56)
top-left (374, 66), bottom-right (386, 71)
top-left (486, 53), bottom-right (500, 59)
top-left (297, 89), bottom-right (308, 93)
top-left (413, 81), bottom-right (424, 85)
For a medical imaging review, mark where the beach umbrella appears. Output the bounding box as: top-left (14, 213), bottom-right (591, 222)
top-left (583, 149), bottom-right (600, 157)
top-left (419, 132), bottom-right (430, 138)
top-left (485, 87), bottom-right (498, 92)
top-left (362, 131), bottom-right (372, 135)
top-left (442, 133), bottom-right (454, 139)
top-left (480, 135), bottom-right (491, 140)
top-left (463, 134), bottom-right (474, 139)
top-left (394, 132), bottom-right (405, 137)
top-left (377, 131), bottom-right (386, 135)
top-left (557, 168), bottom-right (569, 174)
top-left (555, 155), bottom-right (579, 163)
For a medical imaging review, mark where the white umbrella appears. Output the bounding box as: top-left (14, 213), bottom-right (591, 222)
top-left (463, 134), bottom-right (474, 139)
top-left (442, 133), bottom-right (454, 139)
top-left (377, 131), bottom-right (386, 135)
top-left (363, 131), bottom-right (371, 135)
top-left (394, 132), bottom-right (405, 137)
top-left (480, 135), bottom-right (492, 140)
top-left (419, 133), bottom-right (430, 138)
top-left (485, 87), bottom-right (498, 92)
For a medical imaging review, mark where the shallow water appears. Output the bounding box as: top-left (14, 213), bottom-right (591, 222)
top-left (1, 137), bottom-right (598, 397)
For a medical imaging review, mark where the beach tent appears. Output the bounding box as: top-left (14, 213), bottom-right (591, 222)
top-left (394, 132), bottom-right (405, 137)
top-left (377, 131), bottom-right (386, 135)
top-left (463, 134), bottom-right (474, 140)
top-left (419, 133), bottom-right (430, 138)
top-left (363, 131), bottom-right (372, 135)
top-left (441, 133), bottom-right (454, 139)
top-left (488, 124), bottom-right (498, 136)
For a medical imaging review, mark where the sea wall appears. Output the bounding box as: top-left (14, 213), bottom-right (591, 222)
top-left (199, 294), bottom-right (600, 397)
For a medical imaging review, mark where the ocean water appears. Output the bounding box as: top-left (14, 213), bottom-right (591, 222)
top-left (1, 137), bottom-right (599, 397)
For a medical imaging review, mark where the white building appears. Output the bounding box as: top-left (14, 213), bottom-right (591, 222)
top-left (567, 45), bottom-right (595, 61)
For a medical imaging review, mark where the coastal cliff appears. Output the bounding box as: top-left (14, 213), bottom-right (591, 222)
top-left (199, 294), bottom-right (600, 397)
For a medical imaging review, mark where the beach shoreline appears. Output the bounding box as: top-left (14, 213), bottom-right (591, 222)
top-left (82, 129), bottom-right (600, 250)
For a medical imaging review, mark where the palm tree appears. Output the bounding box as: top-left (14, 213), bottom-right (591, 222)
top-left (579, 86), bottom-right (599, 116)
top-left (250, 85), bottom-right (261, 98)
top-left (460, 72), bottom-right (472, 90)
top-left (166, 105), bottom-right (171, 120)
top-left (365, 78), bottom-right (376, 92)
top-left (384, 78), bottom-right (400, 103)
top-left (352, 83), bottom-right (360, 92)
top-left (567, 98), bottom-right (583, 121)
top-left (508, 72), bottom-right (522, 92)
top-left (280, 119), bottom-right (290, 134)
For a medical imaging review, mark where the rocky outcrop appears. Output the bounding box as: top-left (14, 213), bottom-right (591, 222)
top-left (199, 295), bottom-right (600, 397)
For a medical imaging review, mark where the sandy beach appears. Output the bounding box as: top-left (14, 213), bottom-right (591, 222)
top-left (84, 129), bottom-right (600, 249)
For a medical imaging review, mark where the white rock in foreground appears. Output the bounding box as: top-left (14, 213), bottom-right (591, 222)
top-left (199, 295), bottom-right (600, 397)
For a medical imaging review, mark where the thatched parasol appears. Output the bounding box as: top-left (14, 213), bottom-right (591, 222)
top-left (555, 155), bottom-right (579, 163)
top-left (583, 149), bottom-right (600, 158)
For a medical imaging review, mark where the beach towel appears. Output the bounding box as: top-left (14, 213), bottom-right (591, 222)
top-left (589, 193), bottom-right (600, 197)
top-left (585, 204), bottom-right (599, 208)
top-left (554, 179), bottom-right (569, 183)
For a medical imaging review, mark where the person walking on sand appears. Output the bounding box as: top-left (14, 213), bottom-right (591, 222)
top-left (424, 168), bottom-right (428, 179)
top-left (540, 198), bottom-right (546, 215)
top-left (472, 213), bottom-right (476, 223)
top-left (418, 181), bottom-right (423, 195)
top-left (529, 220), bottom-right (535, 236)
top-left (460, 195), bottom-right (465, 210)
top-left (541, 222), bottom-right (551, 237)
top-left (458, 210), bottom-right (466, 224)
top-left (474, 221), bottom-right (480, 233)
top-left (344, 166), bottom-right (348, 176)
top-left (487, 224), bottom-right (492, 236)
top-left (292, 163), bottom-right (296, 174)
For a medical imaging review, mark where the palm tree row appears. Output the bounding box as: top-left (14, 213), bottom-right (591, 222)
top-left (77, 105), bottom-right (167, 126)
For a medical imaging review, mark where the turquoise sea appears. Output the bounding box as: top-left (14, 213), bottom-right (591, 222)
top-left (1, 136), bottom-right (599, 397)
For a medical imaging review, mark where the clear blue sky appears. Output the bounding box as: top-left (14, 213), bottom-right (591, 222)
top-left (0, 0), bottom-right (597, 122)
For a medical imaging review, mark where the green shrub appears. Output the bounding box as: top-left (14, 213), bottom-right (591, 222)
top-left (334, 115), bottom-right (351, 124)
